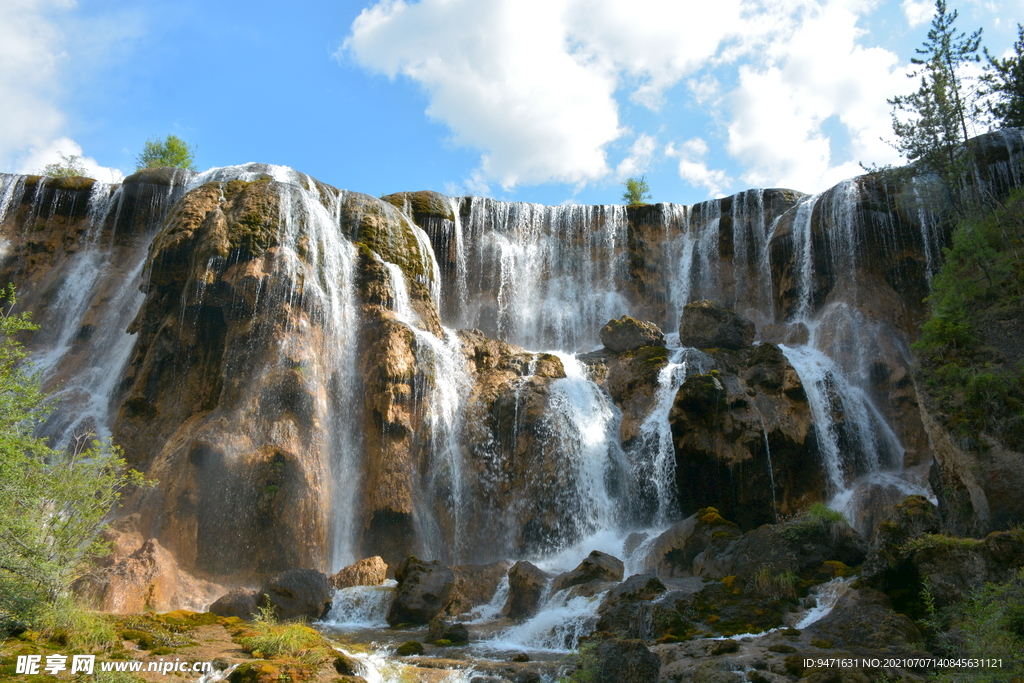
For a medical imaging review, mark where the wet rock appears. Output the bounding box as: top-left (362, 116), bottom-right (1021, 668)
top-left (258, 568), bottom-right (333, 621)
top-left (330, 556), bottom-right (388, 589)
top-left (395, 640), bottom-right (424, 656)
top-left (644, 510), bottom-right (741, 578)
top-left (333, 653), bottom-right (360, 675)
top-left (449, 561), bottom-right (511, 615)
top-left (426, 617), bottom-right (470, 644)
top-left (550, 550), bottom-right (624, 593)
top-left (679, 300), bottom-right (755, 350)
top-left (386, 556), bottom-right (455, 626)
top-left (806, 587), bottom-right (921, 650)
top-left (71, 538), bottom-right (222, 613)
top-left (668, 344), bottom-right (820, 527)
top-left (600, 315), bottom-right (665, 353)
top-left (861, 495), bottom-right (941, 586)
top-left (590, 638), bottom-right (661, 683)
top-left (595, 574), bottom-right (667, 639)
top-left (503, 561), bottom-right (549, 620)
top-left (208, 588), bottom-right (259, 620)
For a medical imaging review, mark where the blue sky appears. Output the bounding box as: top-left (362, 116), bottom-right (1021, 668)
top-left (2, 0), bottom-right (1022, 206)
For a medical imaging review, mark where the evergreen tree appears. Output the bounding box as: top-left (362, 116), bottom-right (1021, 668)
top-left (983, 24), bottom-right (1024, 128)
top-left (135, 134), bottom-right (197, 172)
top-left (887, 0), bottom-right (983, 214)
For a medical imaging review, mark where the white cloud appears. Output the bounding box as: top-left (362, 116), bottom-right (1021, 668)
top-left (901, 0), bottom-right (933, 28)
top-left (17, 137), bottom-right (124, 182)
top-left (344, 0), bottom-right (744, 189)
top-left (345, 0), bottom-right (918, 194)
top-left (615, 134), bottom-right (657, 179)
top-left (666, 138), bottom-right (731, 197)
top-left (0, 0), bottom-right (72, 172)
top-left (725, 0), bottom-right (909, 192)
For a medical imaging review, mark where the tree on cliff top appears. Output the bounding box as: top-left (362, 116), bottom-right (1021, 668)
top-left (40, 152), bottom-right (88, 178)
top-left (887, 0), bottom-right (983, 214)
top-left (135, 134), bottom-right (197, 172)
top-left (622, 175), bottom-right (652, 205)
top-left (0, 286), bottom-right (146, 630)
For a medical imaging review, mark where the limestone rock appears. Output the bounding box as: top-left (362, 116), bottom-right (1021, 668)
top-left (589, 639), bottom-right (661, 683)
top-left (679, 300), bottom-right (755, 350)
top-left (209, 588), bottom-right (260, 620)
top-left (551, 550), bottom-right (624, 593)
top-left (806, 588), bottom-right (921, 651)
top-left (503, 561), bottom-right (549, 620)
top-left (426, 617), bottom-right (470, 644)
top-left (644, 510), bottom-right (740, 578)
top-left (450, 561), bottom-right (511, 615)
top-left (386, 556), bottom-right (455, 626)
top-left (594, 574), bottom-right (667, 639)
top-left (71, 538), bottom-right (222, 613)
top-left (258, 569), bottom-right (333, 621)
top-left (330, 556), bottom-right (388, 589)
top-left (600, 316), bottom-right (665, 353)
top-left (669, 345), bottom-right (820, 527)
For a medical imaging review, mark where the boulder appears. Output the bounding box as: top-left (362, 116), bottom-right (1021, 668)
top-left (258, 569), bottom-right (333, 621)
top-left (426, 617), bottom-right (470, 644)
top-left (589, 639), bottom-right (661, 683)
top-left (678, 300), bottom-right (755, 350)
top-left (208, 588), bottom-right (259, 620)
top-left (644, 510), bottom-right (741, 578)
top-left (600, 316), bottom-right (665, 353)
top-left (806, 588), bottom-right (921, 651)
top-left (386, 556), bottom-right (455, 626)
top-left (330, 556), bottom-right (388, 589)
top-left (503, 561), bottom-right (549, 620)
top-left (550, 551), bottom-right (624, 593)
top-left (595, 574), bottom-right (667, 639)
top-left (450, 561), bottom-right (511, 614)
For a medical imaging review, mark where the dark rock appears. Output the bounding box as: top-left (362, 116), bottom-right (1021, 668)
top-left (590, 639), bottom-right (661, 683)
top-left (595, 574), bottom-right (668, 640)
top-left (503, 561), bottom-right (549, 620)
top-left (386, 556), bottom-right (455, 626)
top-left (600, 316), bottom-right (665, 353)
top-left (807, 587), bottom-right (921, 650)
top-left (644, 510), bottom-right (741, 578)
top-left (257, 569), bottom-right (333, 621)
top-left (426, 617), bottom-right (470, 644)
top-left (551, 550), bottom-right (624, 593)
top-left (510, 653), bottom-right (530, 662)
top-left (395, 640), bottom-right (424, 656)
top-left (208, 588), bottom-right (259, 620)
top-left (333, 653), bottom-right (359, 675)
top-left (709, 639), bottom-right (739, 655)
top-left (862, 495), bottom-right (940, 585)
top-left (330, 556), bottom-right (388, 589)
top-left (450, 561), bottom-right (511, 615)
top-left (679, 300), bottom-right (755, 350)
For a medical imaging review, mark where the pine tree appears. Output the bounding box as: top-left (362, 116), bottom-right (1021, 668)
top-left (887, 0), bottom-right (983, 215)
top-left (983, 24), bottom-right (1024, 129)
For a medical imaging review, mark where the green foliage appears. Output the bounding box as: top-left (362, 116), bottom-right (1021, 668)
top-left (135, 134), bottom-right (197, 172)
top-left (621, 175), bottom-right (652, 206)
top-left (0, 285), bottom-right (150, 633)
top-left (887, 0), bottom-right (984, 215)
top-left (914, 188), bottom-right (1024, 447)
top-left (237, 621), bottom-right (331, 665)
top-left (933, 569), bottom-right (1024, 682)
top-left (983, 23), bottom-right (1024, 128)
top-left (806, 502), bottom-right (847, 524)
top-left (39, 153), bottom-right (87, 179)
top-left (557, 641), bottom-right (600, 683)
top-left (34, 598), bottom-right (119, 651)
top-left (751, 566), bottom-right (798, 601)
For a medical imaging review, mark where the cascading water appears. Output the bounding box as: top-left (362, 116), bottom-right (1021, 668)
top-left (452, 199), bottom-right (630, 350)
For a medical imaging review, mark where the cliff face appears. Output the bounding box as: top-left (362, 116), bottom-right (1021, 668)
top-left (1, 130), bottom-right (1022, 599)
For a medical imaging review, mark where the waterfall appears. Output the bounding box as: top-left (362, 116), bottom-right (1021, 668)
top-left (453, 199), bottom-right (630, 350)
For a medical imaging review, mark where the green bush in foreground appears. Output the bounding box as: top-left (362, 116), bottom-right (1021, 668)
top-left (0, 285), bottom-right (149, 635)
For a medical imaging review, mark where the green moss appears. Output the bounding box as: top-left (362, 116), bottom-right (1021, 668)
top-left (395, 640), bottom-right (423, 656)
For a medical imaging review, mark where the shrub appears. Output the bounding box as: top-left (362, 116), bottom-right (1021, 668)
top-left (135, 135), bottom-right (197, 172)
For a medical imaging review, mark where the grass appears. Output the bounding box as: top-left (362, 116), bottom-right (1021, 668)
top-left (751, 566), bottom-right (799, 601)
top-left (233, 605), bottom-right (334, 667)
top-left (34, 599), bottom-right (119, 652)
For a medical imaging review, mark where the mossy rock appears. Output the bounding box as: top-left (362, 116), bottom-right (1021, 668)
top-left (395, 640), bottom-right (424, 656)
top-left (228, 661), bottom-right (283, 683)
top-left (381, 191), bottom-right (456, 224)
